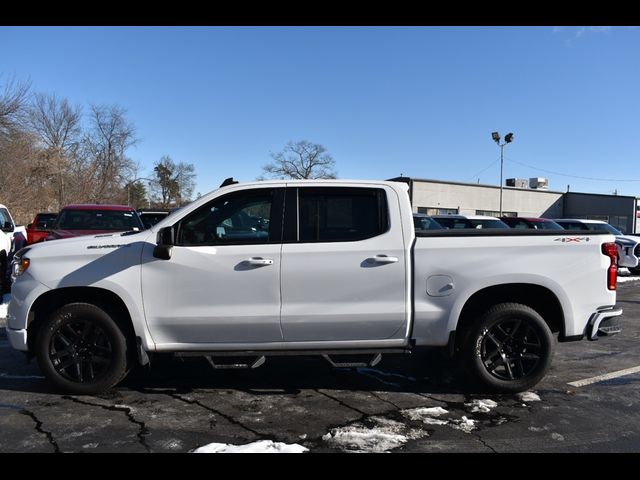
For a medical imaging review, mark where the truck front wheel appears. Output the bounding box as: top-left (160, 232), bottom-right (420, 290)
top-left (35, 303), bottom-right (129, 395)
top-left (462, 303), bottom-right (554, 393)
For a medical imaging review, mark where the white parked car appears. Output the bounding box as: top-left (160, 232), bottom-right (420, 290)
top-left (0, 203), bottom-right (28, 292)
top-left (7, 179), bottom-right (622, 394)
top-left (554, 219), bottom-right (640, 272)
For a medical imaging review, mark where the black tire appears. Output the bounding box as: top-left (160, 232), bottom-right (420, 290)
top-left (35, 303), bottom-right (129, 395)
top-left (462, 302), bottom-right (554, 393)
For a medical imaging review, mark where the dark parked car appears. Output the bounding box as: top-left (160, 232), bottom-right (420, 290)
top-left (26, 212), bottom-right (58, 245)
top-left (137, 208), bottom-right (172, 229)
top-left (500, 217), bottom-right (564, 230)
top-left (431, 214), bottom-right (510, 229)
top-left (413, 213), bottom-right (444, 231)
top-left (46, 204), bottom-right (144, 240)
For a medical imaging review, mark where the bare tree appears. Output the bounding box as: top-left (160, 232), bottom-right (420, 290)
top-left (260, 140), bottom-right (337, 180)
top-left (27, 93), bottom-right (83, 207)
top-left (28, 93), bottom-right (82, 154)
top-left (0, 75), bottom-right (30, 137)
top-left (149, 155), bottom-right (196, 208)
top-left (81, 104), bottom-right (138, 203)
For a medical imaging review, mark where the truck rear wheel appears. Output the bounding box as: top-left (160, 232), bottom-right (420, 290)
top-left (35, 303), bottom-right (129, 395)
top-left (462, 303), bottom-right (554, 393)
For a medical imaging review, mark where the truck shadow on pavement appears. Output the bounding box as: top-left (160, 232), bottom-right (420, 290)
top-left (118, 347), bottom-right (482, 396)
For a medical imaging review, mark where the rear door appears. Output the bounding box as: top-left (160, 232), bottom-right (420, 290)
top-left (280, 185), bottom-right (408, 342)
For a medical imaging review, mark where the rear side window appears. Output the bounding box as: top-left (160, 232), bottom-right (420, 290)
top-left (298, 187), bottom-right (389, 242)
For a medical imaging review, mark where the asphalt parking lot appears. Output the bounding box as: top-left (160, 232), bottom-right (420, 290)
top-left (1, 280), bottom-right (640, 453)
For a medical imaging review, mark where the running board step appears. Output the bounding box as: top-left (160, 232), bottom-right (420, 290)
top-left (322, 353), bottom-right (382, 368)
top-left (204, 356), bottom-right (266, 370)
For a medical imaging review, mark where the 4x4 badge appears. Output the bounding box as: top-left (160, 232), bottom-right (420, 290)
top-left (554, 237), bottom-right (590, 243)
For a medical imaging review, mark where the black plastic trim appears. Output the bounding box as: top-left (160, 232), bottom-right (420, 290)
top-left (416, 229), bottom-right (613, 238)
top-left (558, 334), bottom-right (584, 343)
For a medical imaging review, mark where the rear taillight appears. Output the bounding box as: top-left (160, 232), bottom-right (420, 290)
top-left (602, 242), bottom-right (618, 290)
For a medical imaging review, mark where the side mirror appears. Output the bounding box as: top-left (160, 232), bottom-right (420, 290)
top-left (153, 226), bottom-right (175, 260)
top-left (2, 221), bottom-right (14, 233)
top-left (27, 223), bottom-right (33, 229)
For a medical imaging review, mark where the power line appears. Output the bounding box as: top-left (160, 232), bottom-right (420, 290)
top-left (467, 157), bottom-right (500, 181)
top-left (505, 157), bottom-right (640, 182)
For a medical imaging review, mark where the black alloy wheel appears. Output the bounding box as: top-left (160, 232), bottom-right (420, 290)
top-left (49, 319), bottom-right (114, 383)
top-left (479, 318), bottom-right (543, 381)
top-left (464, 303), bottom-right (554, 393)
top-left (35, 303), bottom-right (129, 395)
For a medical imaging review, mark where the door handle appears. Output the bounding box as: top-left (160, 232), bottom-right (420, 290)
top-left (245, 257), bottom-right (274, 266)
top-left (371, 255), bottom-right (399, 264)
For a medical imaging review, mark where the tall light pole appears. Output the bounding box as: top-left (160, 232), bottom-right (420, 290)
top-left (491, 131), bottom-right (514, 216)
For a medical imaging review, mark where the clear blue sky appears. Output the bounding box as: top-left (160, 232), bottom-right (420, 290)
top-left (1, 26), bottom-right (639, 197)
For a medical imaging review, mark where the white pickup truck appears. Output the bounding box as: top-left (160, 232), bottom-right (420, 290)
top-left (0, 204), bottom-right (28, 292)
top-left (7, 179), bottom-right (623, 395)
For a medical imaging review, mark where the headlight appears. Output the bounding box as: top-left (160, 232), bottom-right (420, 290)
top-left (12, 257), bottom-right (30, 277)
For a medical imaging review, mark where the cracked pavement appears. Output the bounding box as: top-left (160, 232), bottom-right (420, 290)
top-left (1, 282), bottom-right (640, 453)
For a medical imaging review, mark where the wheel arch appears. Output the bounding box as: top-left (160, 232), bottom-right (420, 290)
top-left (26, 286), bottom-right (137, 355)
top-left (453, 283), bottom-right (566, 352)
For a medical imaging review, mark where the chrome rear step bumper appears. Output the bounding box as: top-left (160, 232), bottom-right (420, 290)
top-left (587, 308), bottom-right (623, 341)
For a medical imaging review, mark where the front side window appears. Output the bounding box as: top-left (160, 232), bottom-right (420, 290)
top-left (298, 187), bottom-right (389, 242)
top-left (178, 189), bottom-right (278, 246)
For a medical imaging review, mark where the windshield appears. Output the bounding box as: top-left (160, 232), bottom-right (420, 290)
top-left (585, 223), bottom-right (622, 235)
top-left (468, 219), bottom-right (510, 229)
top-left (532, 220), bottom-right (564, 230)
top-left (413, 216), bottom-right (444, 231)
top-left (36, 214), bottom-right (57, 229)
top-left (55, 209), bottom-right (143, 231)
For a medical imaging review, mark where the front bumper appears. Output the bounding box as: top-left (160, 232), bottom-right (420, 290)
top-left (586, 307), bottom-right (623, 341)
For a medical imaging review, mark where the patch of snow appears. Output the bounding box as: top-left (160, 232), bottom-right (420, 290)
top-left (0, 294), bottom-right (10, 320)
top-left (449, 416), bottom-right (476, 433)
top-left (464, 399), bottom-right (498, 413)
top-left (192, 440), bottom-right (308, 453)
top-left (82, 443), bottom-right (99, 449)
top-left (618, 275), bottom-right (640, 283)
top-left (402, 407), bottom-right (449, 422)
top-left (516, 392), bottom-right (541, 403)
top-left (323, 417), bottom-right (426, 453)
top-left (551, 433), bottom-right (565, 441)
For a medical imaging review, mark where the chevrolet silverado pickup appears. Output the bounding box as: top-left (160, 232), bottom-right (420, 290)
top-left (7, 179), bottom-right (623, 395)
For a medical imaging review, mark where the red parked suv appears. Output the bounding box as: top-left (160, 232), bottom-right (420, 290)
top-left (26, 212), bottom-right (58, 244)
top-left (46, 204), bottom-right (144, 240)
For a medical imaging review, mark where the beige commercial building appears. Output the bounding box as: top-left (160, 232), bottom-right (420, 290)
top-left (389, 177), bottom-right (638, 234)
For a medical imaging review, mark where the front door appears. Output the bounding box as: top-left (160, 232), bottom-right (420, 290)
top-left (141, 187), bottom-right (284, 346)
